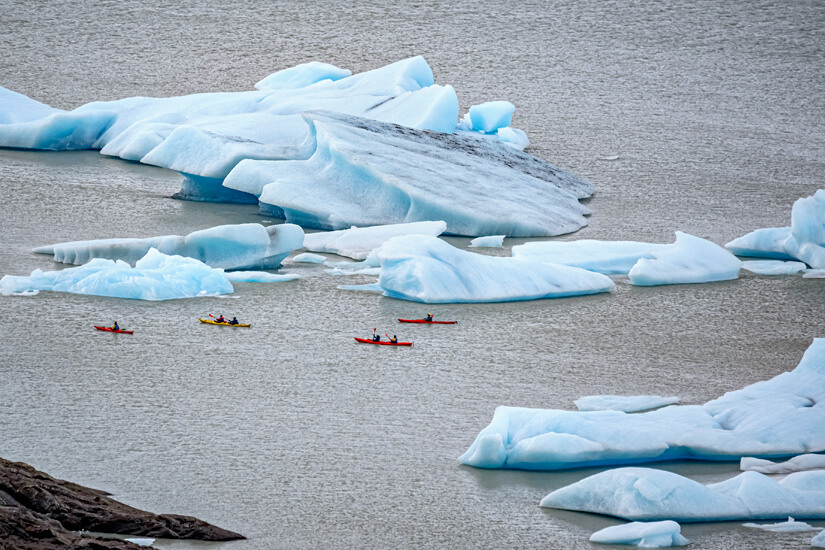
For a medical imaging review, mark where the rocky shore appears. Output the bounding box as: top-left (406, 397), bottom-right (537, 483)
top-left (0, 457), bottom-right (244, 549)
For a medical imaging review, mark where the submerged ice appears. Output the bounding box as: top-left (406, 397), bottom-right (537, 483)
top-left (459, 339), bottom-right (825, 470)
top-left (0, 248), bottom-right (233, 300)
top-left (34, 223), bottom-right (304, 270)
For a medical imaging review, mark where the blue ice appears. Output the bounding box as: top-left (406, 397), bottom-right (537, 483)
top-left (589, 521), bottom-right (690, 547)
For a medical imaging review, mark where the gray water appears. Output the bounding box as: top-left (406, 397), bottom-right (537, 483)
top-left (1, 1), bottom-right (825, 548)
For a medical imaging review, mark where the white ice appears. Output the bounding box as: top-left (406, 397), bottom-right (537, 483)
top-left (368, 235), bottom-right (614, 303)
top-left (540, 467), bottom-right (825, 522)
top-left (459, 338), bottom-right (825, 470)
top-left (458, 101), bottom-right (515, 133)
top-left (574, 395), bottom-right (680, 413)
top-left (589, 521), bottom-right (690, 547)
top-left (0, 248), bottom-right (233, 300)
top-left (224, 271), bottom-right (299, 282)
top-left (291, 252), bottom-right (328, 264)
top-left (33, 223), bottom-right (304, 271)
top-left (302, 221), bottom-right (447, 260)
top-left (512, 232), bottom-right (741, 285)
top-left (740, 454), bottom-right (825, 474)
top-left (254, 61), bottom-right (351, 90)
top-left (814, 529), bottom-right (825, 548)
top-left (469, 235), bottom-right (506, 248)
top-left (726, 189), bottom-right (825, 268)
top-left (805, 270), bottom-right (825, 278)
top-left (741, 260), bottom-right (808, 275)
top-left (225, 111), bottom-right (593, 237)
top-left (742, 517), bottom-right (818, 532)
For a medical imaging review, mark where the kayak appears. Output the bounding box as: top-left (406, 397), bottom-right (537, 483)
top-left (398, 318), bottom-right (457, 324)
top-left (354, 337), bottom-right (413, 347)
top-left (94, 326), bottom-right (134, 334)
top-left (199, 318), bottom-right (251, 328)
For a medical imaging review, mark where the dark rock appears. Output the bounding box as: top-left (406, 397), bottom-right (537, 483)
top-left (0, 457), bottom-right (244, 548)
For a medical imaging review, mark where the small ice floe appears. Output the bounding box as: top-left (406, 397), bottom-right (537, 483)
top-left (740, 454), bottom-right (825, 474)
top-left (291, 252), bottom-right (328, 264)
top-left (804, 269), bottom-right (825, 278)
top-left (302, 221), bottom-right (447, 260)
top-left (469, 235), bottom-right (506, 248)
top-left (224, 271), bottom-right (300, 282)
top-left (124, 538), bottom-right (155, 546)
top-left (813, 528), bottom-right (825, 548)
top-left (741, 260), bottom-right (807, 275)
top-left (589, 520), bottom-right (690, 547)
top-left (742, 516), bottom-right (817, 532)
top-left (574, 395), bottom-right (680, 413)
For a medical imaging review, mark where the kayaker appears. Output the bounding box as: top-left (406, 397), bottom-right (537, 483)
top-left (217, 315), bottom-right (226, 323)
top-left (372, 328), bottom-right (380, 342)
top-left (112, 321), bottom-right (119, 331)
top-left (386, 333), bottom-right (398, 343)
top-left (425, 313), bottom-right (433, 322)
top-left (229, 317), bottom-right (239, 325)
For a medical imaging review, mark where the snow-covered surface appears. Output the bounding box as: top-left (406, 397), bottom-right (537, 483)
top-left (0, 248), bottom-right (233, 300)
top-left (302, 221), bottom-right (447, 260)
top-left (540, 467), bottom-right (825, 522)
top-left (224, 271), bottom-right (300, 282)
top-left (742, 517), bottom-right (818, 532)
top-left (469, 235), bottom-right (506, 248)
top-left (589, 521), bottom-right (690, 547)
top-left (364, 235), bottom-right (613, 303)
top-left (226, 111), bottom-right (593, 237)
top-left (33, 223), bottom-right (304, 270)
top-left (574, 395), bottom-right (680, 413)
top-left (741, 260), bottom-right (808, 275)
top-left (740, 454), bottom-right (825, 474)
top-left (459, 338), bottom-right (825, 470)
top-left (726, 189), bottom-right (825, 268)
top-left (513, 232), bottom-right (741, 285)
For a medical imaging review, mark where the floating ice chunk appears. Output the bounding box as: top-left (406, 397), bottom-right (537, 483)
top-left (0, 248), bottom-right (233, 300)
top-left (814, 529), bottom-right (825, 548)
top-left (469, 235), bottom-right (505, 248)
top-left (465, 101), bottom-right (515, 133)
top-left (628, 232), bottom-right (741, 285)
top-left (741, 260), bottom-right (808, 275)
top-left (224, 271), bottom-right (299, 282)
top-left (459, 339), bottom-right (825, 470)
top-left (302, 221), bottom-right (447, 260)
top-left (245, 111), bottom-right (592, 237)
top-left (726, 190), bottom-right (825, 268)
top-left (291, 252), bottom-right (328, 264)
top-left (804, 269), bottom-right (825, 278)
top-left (513, 239), bottom-right (670, 274)
top-left (540, 467), bottom-right (825, 522)
top-left (373, 235), bottom-right (613, 303)
top-left (495, 127), bottom-right (529, 150)
top-left (0, 86), bottom-right (61, 124)
top-left (34, 223), bottom-right (304, 270)
top-left (254, 61), bottom-right (352, 90)
top-left (124, 538), bottom-right (155, 547)
top-left (743, 516), bottom-right (817, 532)
top-left (589, 521), bottom-right (690, 547)
top-left (574, 395), bottom-right (680, 413)
top-left (740, 454), bottom-right (825, 474)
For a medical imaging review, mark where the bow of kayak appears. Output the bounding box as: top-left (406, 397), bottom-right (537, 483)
top-left (354, 337), bottom-right (413, 346)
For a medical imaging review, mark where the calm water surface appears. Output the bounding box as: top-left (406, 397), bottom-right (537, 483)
top-left (1, 1), bottom-right (824, 548)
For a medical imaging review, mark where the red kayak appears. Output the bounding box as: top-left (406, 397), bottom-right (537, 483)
top-left (94, 326), bottom-right (134, 334)
top-left (354, 337), bottom-right (413, 347)
top-left (398, 318), bottom-right (457, 324)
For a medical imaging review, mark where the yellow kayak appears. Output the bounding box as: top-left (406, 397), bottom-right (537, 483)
top-left (199, 318), bottom-right (251, 328)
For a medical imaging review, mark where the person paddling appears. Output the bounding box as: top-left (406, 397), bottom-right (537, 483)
top-left (424, 313), bottom-right (433, 322)
top-left (385, 333), bottom-right (398, 343)
top-left (372, 328), bottom-right (380, 342)
top-left (229, 317), bottom-right (239, 325)
top-left (112, 321), bottom-right (119, 331)
top-left (217, 314), bottom-right (226, 323)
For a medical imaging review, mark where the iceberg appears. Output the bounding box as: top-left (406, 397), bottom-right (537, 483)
top-left (0, 248), bottom-right (233, 300)
top-left (458, 101), bottom-right (515, 133)
top-left (469, 235), bottom-right (506, 248)
top-left (302, 221), bottom-right (447, 260)
top-left (513, 232), bottom-right (741, 285)
top-left (743, 517), bottom-right (817, 532)
top-left (589, 521), bottom-right (690, 547)
top-left (368, 235), bottom-right (613, 303)
top-left (459, 339), bottom-right (825, 470)
top-left (33, 223), bottom-right (304, 271)
top-left (726, 189), bottom-right (825, 268)
top-left (540, 468), bottom-right (825, 522)
top-left (740, 454), bottom-right (825, 474)
top-left (741, 260), bottom-right (808, 275)
top-left (574, 395), bottom-right (680, 413)
top-left (225, 111), bottom-right (593, 237)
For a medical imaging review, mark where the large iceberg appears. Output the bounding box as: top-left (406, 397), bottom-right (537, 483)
top-left (33, 223), bottom-right (304, 270)
top-left (302, 221), bottom-right (447, 260)
top-left (361, 235), bottom-right (614, 303)
top-left (0, 248), bottom-right (233, 300)
top-left (726, 189), bottom-right (825, 268)
top-left (512, 232), bottom-right (742, 285)
top-left (540, 467), bottom-right (825, 522)
top-left (459, 339), bottom-right (825, 470)
top-left (224, 111), bottom-right (593, 236)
